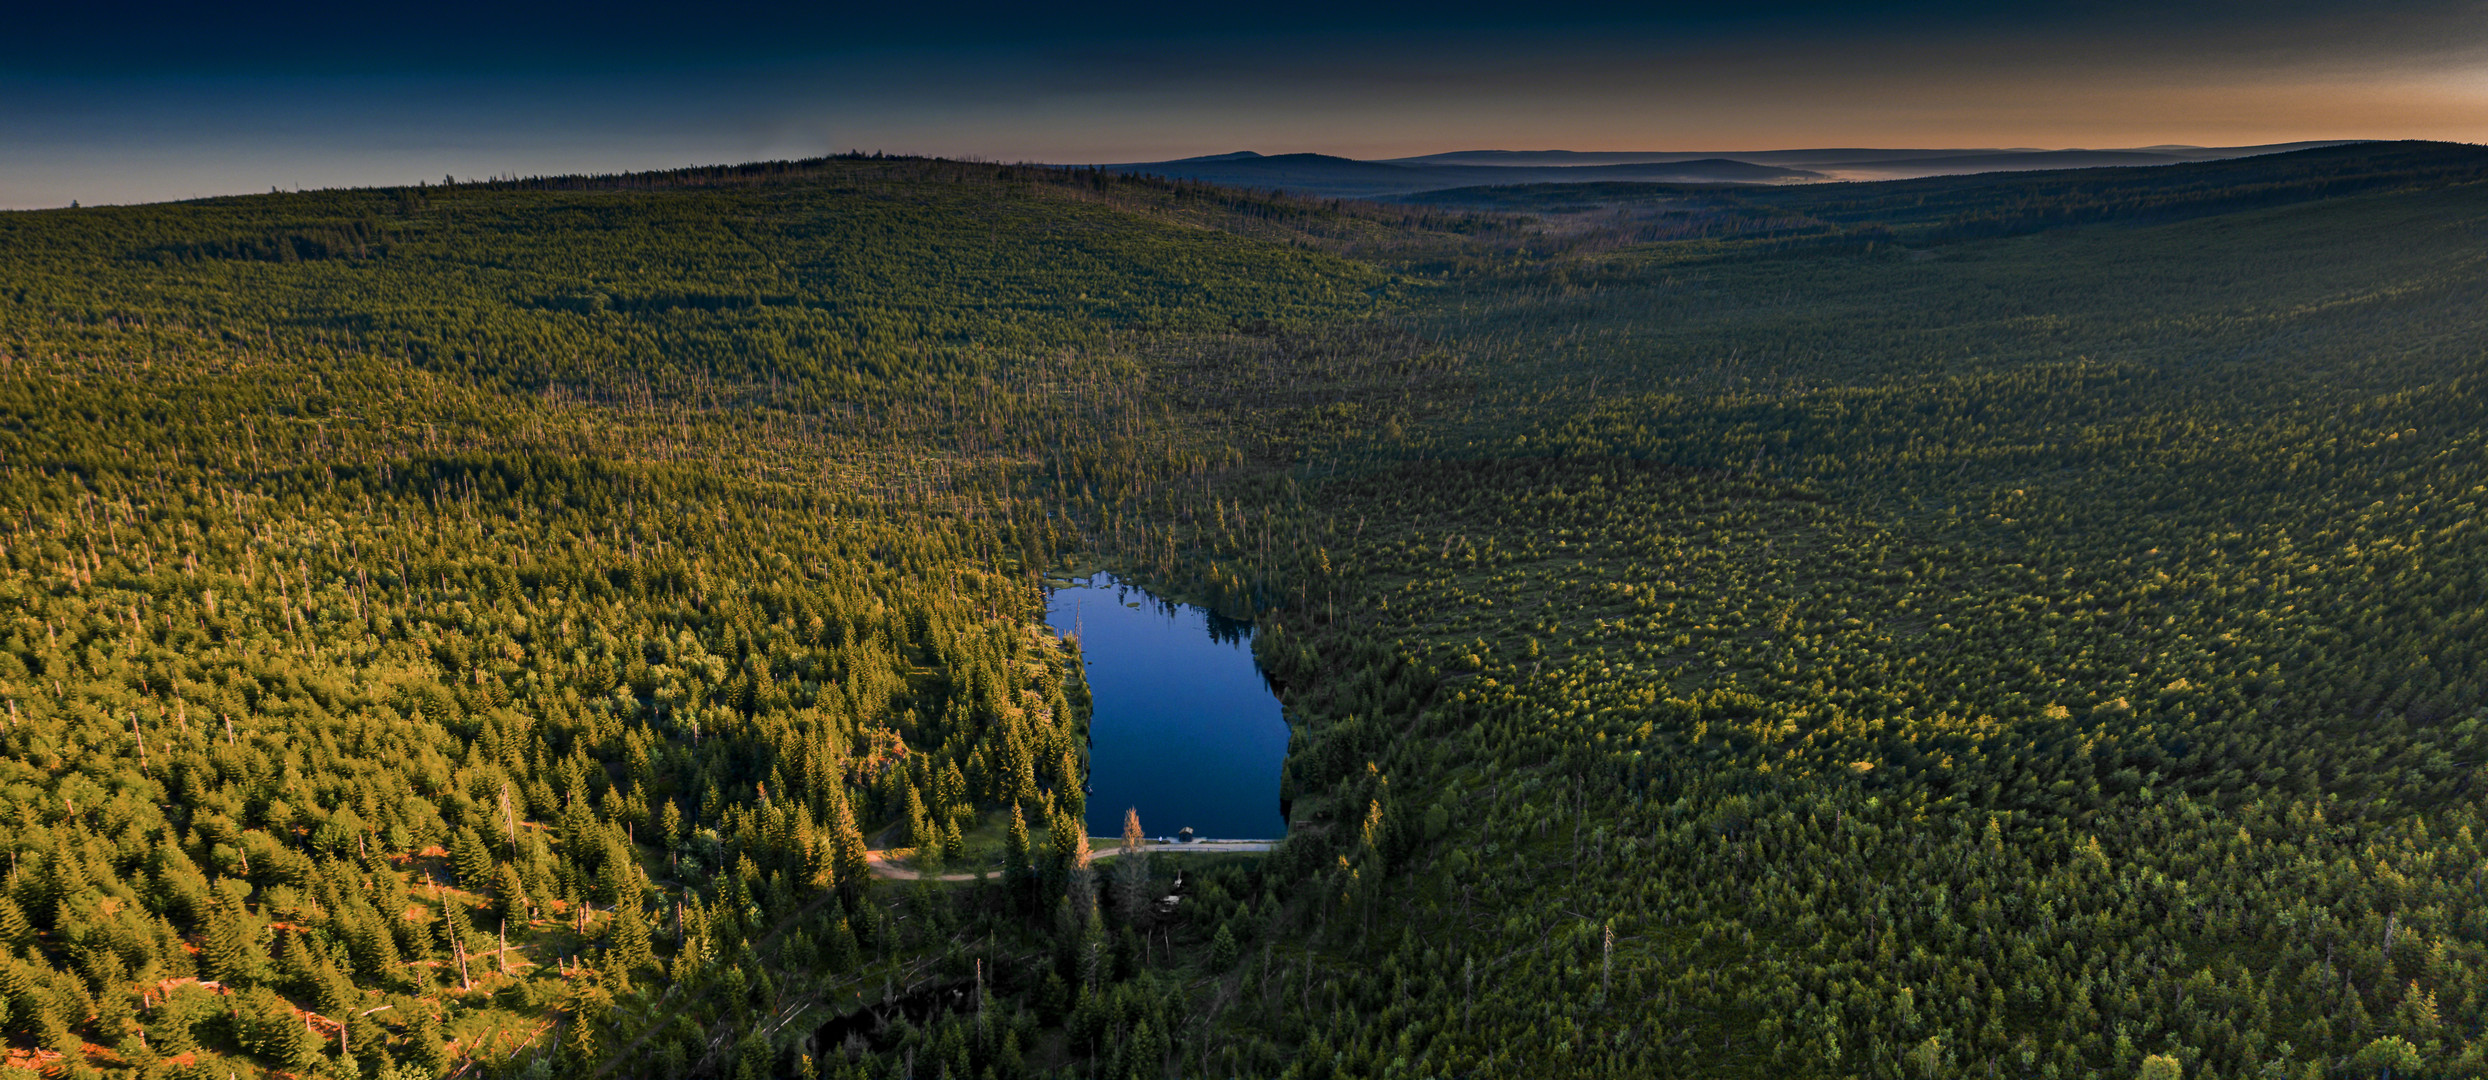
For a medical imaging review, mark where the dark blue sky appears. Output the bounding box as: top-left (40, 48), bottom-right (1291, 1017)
top-left (7, 1), bottom-right (2482, 207)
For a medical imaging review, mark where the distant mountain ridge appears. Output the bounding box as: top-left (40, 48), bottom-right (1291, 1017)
top-left (1085, 151), bottom-right (1823, 198)
top-left (1388, 141), bottom-right (2354, 169)
top-left (1392, 141), bottom-right (2488, 247)
top-left (1084, 141), bottom-right (2369, 198)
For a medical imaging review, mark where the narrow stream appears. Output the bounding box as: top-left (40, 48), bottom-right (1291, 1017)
top-left (1046, 573), bottom-right (1289, 841)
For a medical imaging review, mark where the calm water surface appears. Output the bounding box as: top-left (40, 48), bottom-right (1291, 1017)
top-left (1046, 574), bottom-right (1288, 840)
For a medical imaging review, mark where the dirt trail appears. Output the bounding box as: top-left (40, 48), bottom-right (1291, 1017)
top-left (864, 840), bottom-right (1275, 881)
top-left (863, 850), bottom-right (996, 882)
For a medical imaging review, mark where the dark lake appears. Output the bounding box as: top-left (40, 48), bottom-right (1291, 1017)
top-left (1046, 573), bottom-right (1289, 841)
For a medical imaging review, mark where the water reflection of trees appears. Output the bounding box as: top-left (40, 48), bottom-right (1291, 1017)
top-left (1203, 609), bottom-right (1252, 646)
top-left (1057, 573), bottom-right (1258, 648)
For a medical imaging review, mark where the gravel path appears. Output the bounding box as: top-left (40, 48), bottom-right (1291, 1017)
top-left (865, 840), bottom-right (1276, 881)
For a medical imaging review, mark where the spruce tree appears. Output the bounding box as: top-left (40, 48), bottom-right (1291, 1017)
top-left (1003, 804), bottom-right (1034, 906)
top-left (35, 993), bottom-right (78, 1058)
top-left (39, 848), bottom-right (89, 925)
top-left (2356, 1035), bottom-right (2424, 1080)
top-left (312, 943), bottom-right (357, 1020)
top-left (661, 798), bottom-right (684, 855)
top-left (410, 1008), bottom-right (451, 1076)
top-left (349, 911), bottom-right (404, 988)
top-left (0, 896), bottom-right (32, 950)
top-left (275, 928), bottom-right (323, 999)
top-left (826, 789), bottom-right (869, 893)
top-left (495, 862), bottom-right (534, 925)
top-left (825, 916), bottom-right (860, 973)
top-left (1125, 1017), bottom-right (1165, 1080)
top-left (607, 899), bottom-right (655, 981)
top-left (905, 783), bottom-right (935, 852)
top-left (284, 1011), bottom-right (328, 1074)
top-left (1056, 752), bottom-right (1086, 820)
top-left (1047, 805), bottom-right (1090, 901)
top-left (450, 828), bottom-right (494, 891)
top-left (938, 760), bottom-right (968, 817)
top-left (204, 900), bottom-right (270, 986)
top-left (152, 985), bottom-right (208, 1055)
top-left (3, 959), bottom-right (46, 1042)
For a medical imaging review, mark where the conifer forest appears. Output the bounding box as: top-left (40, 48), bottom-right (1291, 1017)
top-left (2, 143), bottom-right (2487, 1079)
